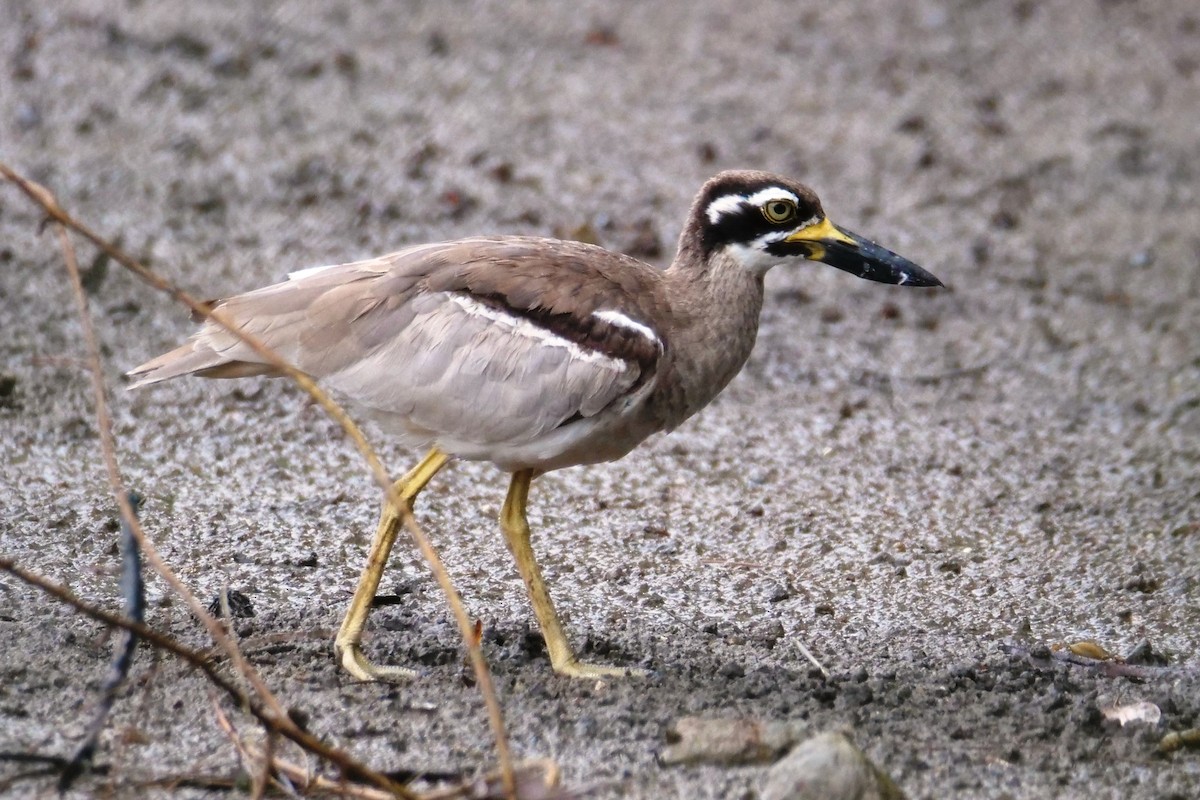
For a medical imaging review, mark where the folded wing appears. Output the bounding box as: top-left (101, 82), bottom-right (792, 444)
top-left (127, 237), bottom-right (667, 449)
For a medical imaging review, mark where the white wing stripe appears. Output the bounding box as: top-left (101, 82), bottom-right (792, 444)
top-left (592, 309), bottom-right (663, 351)
top-left (448, 295), bottom-right (622, 367)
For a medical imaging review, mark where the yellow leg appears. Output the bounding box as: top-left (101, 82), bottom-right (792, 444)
top-left (335, 448), bottom-right (451, 682)
top-left (500, 470), bottom-right (646, 678)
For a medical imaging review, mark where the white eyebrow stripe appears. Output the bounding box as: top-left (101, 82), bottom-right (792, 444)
top-left (592, 309), bottom-right (663, 350)
top-left (705, 187), bottom-right (800, 224)
top-left (745, 187), bottom-right (799, 207)
top-left (705, 194), bottom-right (749, 224)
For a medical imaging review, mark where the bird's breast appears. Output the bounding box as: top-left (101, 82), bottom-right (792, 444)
top-left (650, 268), bottom-right (766, 429)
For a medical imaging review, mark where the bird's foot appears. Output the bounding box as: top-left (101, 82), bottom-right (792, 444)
top-left (338, 642), bottom-right (420, 683)
top-left (552, 658), bottom-right (651, 679)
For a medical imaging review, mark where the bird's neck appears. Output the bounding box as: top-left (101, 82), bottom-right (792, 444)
top-left (658, 245), bottom-right (766, 427)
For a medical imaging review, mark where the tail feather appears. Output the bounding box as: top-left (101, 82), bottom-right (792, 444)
top-left (125, 256), bottom-right (390, 390)
top-left (126, 342), bottom-right (272, 388)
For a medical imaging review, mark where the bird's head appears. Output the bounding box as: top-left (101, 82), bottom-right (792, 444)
top-left (687, 170), bottom-right (943, 287)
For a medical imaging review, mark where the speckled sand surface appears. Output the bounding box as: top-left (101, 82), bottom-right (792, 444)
top-left (2, 1), bottom-right (1198, 797)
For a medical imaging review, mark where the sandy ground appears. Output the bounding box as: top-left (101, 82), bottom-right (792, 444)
top-left (2, 1), bottom-right (1199, 797)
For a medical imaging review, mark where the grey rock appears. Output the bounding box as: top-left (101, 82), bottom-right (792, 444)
top-left (761, 732), bottom-right (905, 800)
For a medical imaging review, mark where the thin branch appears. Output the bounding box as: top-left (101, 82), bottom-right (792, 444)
top-left (57, 492), bottom-right (146, 793)
top-left (216, 702), bottom-right (392, 800)
top-left (0, 557), bottom-right (411, 796)
top-left (53, 216), bottom-right (293, 724)
top-left (217, 702), bottom-right (577, 800)
top-left (1, 161), bottom-right (515, 795)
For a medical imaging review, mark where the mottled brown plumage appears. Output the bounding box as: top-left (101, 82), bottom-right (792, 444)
top-left (130, 170), bottom-right (942, 680)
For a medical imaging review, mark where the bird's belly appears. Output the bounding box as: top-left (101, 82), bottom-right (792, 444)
top-left (366, 399), bottom-right (659, 473)
top-left (443, 410), bottom-right (659, 472)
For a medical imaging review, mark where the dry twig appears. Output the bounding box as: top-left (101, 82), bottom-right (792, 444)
top-left (0, 558), bottom-right (408, 796)
top-left (2, 161), bottom-right (515, 796)
top-left (217, 701), bottom-right (575, 800)
top-left (57, 492), bottom-right (146, 793)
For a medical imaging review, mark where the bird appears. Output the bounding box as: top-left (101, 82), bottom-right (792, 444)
top-left (128, 169), bottom-right (943, 681)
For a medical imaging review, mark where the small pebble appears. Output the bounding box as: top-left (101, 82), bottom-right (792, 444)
top-left (719, 661), bottom-right (745, 679)
top-left (761, 731), bottom-right (906, 800)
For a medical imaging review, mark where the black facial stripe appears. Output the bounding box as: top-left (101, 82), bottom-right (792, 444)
top-left (700, 205), bottom-right (777, 253)
top-left (764, 237), bottom-right (803, 259)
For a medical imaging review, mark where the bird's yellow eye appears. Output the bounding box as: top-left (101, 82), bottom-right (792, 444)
top-left (761, 199), bottom-right (797, 223)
